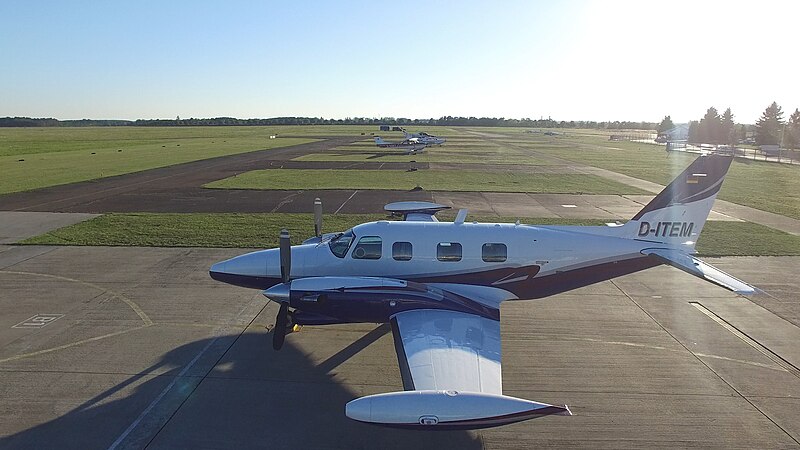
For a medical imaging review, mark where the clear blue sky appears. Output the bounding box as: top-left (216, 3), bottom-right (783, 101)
top-left (2, 0), bottom-right (798, 123)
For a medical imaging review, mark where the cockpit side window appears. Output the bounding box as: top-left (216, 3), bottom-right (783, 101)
top-left (329, 229), bottom-right (355, 258)
top-left (352, 236), bottom-right (382, 260)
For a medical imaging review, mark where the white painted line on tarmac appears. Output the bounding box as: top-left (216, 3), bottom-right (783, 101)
top-left (335, 190), bottom-right (358, 214)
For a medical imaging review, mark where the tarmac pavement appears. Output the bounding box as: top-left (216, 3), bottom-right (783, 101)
top-left (1, 246), bottom-right (798, 449)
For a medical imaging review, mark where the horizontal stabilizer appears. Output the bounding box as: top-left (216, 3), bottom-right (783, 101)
top-left (643, 248), bottom-right (757, 294)
top-left (346, 390), bottom-right (570, 429)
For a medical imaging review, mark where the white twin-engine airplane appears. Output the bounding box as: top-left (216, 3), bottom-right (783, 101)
top-left (374, 136), bottom-right (427, 154)
top-left (403, 131), bottom-right (447, 146)
top-left (209, 154), bottom-right (756, 429)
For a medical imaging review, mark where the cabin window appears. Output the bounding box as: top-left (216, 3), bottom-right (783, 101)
top-left (329, 229), bottom-right (355, 258)
top-left (392, 242), bottom-right (413, 261)
top-left (437, 242), bottom-right (462, 262)
top-left (352, 236), bottom-right (382, 260)
top-left (482, 243), bottom-right (507, 262)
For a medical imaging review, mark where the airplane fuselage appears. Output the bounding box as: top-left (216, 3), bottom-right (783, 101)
top-left (210, 220), bottom-right (659, 323)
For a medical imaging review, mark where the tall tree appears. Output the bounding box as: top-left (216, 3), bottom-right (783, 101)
top-left (785, 108), bottom-right (800, 149)
top-left (755, 101), bottom-right (784, 146)
top-left (657, 115), bottom-right (675, 133)
top-left (699, 107), bottom-right (722, 144)
top-left (720, 108), bottom-right (735, 146)
top-left (738, 124), bottom-right (749, 143)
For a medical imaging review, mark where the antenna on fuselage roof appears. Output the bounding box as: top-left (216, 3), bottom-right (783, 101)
top-left (314, 198), bottom-right (323, 237)
top-left (383, 201), bottom-right (451, 222)
top-left (454, 209), bottom-right (468, 224)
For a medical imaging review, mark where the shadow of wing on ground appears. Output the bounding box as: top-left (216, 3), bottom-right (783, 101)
top-left (0, 328), bottom-right (483, 450)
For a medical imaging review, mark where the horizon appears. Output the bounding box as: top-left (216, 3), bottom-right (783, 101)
top-left (3, 1), bottom-right (799, 123)
top-left (0, 115), bottom-right (759, 127)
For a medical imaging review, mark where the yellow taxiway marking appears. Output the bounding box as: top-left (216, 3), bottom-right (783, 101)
top-left (0, 270), bottom-right (153, 326)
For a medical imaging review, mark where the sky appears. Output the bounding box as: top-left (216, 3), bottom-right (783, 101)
top-left (2, 0), bottom-right (798, 123)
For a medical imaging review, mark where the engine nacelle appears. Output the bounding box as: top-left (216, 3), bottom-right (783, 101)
top-left (345, 390), bottom-right (570, 430)
top-left (263, 277), bottom-right (499, 324)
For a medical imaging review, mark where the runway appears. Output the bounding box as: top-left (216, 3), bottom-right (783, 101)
top-left (1, 245), bottom-right (798, 448)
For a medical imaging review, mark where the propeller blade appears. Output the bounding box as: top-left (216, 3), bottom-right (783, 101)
top-left (279, 229), bottom-right (291, 283)
top-left (314, 198), bottom-right (323, 237)
top-left (272, 302), bottom-right (289, 350)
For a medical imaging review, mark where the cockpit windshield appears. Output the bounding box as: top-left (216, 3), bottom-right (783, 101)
top-left (329, 229), bottom-right (355, 258)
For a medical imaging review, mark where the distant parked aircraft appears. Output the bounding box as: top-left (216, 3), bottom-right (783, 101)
top-left (403, 131), bottom-right (446, 146)
top-left (374, 136), bottom-right (427, 154)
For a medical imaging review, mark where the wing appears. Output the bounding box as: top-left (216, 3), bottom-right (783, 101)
top-left (346, 304), bottom-right (571, 429)
top-left (643, 248), bottom-right (758, 294)
top-left (390, 309), bottom-right (502, 393)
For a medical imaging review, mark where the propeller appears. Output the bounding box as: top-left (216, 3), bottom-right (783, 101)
top-left (273, 228), bottom-right (292, 350)
top-left (279, 228), bottom-right (291, 283)
top-left (273, 302), bottom-right (289, 350)
top-left (314, 197), bottom-right (323, 237)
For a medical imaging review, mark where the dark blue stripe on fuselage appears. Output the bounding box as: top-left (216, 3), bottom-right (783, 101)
top-left (209, 271), bottom-right (281, 290)
top-left (210, 256), bottom-right (659, 321)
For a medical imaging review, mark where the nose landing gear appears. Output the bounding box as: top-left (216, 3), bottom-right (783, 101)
top-left (272, 303), bottom-right (302, 351)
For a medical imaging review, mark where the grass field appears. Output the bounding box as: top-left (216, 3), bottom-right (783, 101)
top-left (0, 126), bottom-right (317, 194)
top-left (513, 132), bottom-right (800, 220)
top-left (22, 212), bottom-right (800, 256)
top-left (4, 125), bottom-right (797, 221)
top-left (204, 168), bottom-right (647, 194)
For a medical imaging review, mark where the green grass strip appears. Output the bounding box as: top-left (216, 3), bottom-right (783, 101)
top-left (0, 137), bottom-right (317, 194)
top-left (20, 213), bottom-right (800, 256)
top-left (204, 169), bottom-right (648, 194)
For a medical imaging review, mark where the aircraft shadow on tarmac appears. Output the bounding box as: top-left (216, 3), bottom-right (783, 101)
top-left (1, 327), bottom-right (483, 450)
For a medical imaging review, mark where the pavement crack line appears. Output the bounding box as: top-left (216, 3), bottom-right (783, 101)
top-left (517, 335), bottom-right (786, 372)
top-left (270, 190), bottom-right (305, 213)
top-left (0, 246), bottom-right (58, 269)
top-left (610, 280), bottom-right (800, 446)
top-left (0, 325), bottom-right (150, 364)
top-left (689, 302), bottom-right (800, 379)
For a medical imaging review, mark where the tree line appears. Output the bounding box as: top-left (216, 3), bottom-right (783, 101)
top-left (0, 115), bottom-right (656, 130)
top-left (659, 102), bottom-right (800, 149)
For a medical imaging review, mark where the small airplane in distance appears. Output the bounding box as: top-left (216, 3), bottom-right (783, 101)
top-left (210, 154), bottom-right (755, 429)
top-left (403, 131), bottom-right (446, 146)
top-left (374, 136), bottom-right (427, 154)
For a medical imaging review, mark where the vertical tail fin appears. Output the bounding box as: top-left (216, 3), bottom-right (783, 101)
top-left (623, 154), bottom-right (733, 248)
